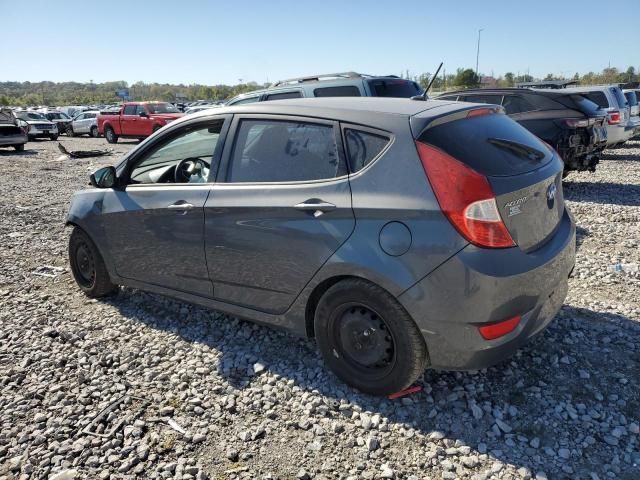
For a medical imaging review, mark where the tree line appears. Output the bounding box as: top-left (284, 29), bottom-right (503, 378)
top-left (1, 66), bottom-right (638, 106)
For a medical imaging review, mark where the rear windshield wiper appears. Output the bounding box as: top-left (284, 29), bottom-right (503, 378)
top-left (488, 137), bottom-right (546, 161)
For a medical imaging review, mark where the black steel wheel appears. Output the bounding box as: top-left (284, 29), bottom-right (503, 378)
top-left (68, 227), bottom-right (118, 298)
top-left (314, 278), bottom-right (428, 396)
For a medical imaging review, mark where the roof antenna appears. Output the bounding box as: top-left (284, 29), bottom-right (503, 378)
top-left (412, 62), bottom-right (443, 101)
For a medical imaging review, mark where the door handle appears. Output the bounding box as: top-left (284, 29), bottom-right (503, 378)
top-left (167, 202), bottom-right (194, 210)
top-left (294, 199), bottom-right (336, 217)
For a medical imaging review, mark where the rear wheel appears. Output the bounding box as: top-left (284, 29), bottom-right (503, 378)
top-left (14, 144), bottom-right (25, 152)
top-left (68, 227), bottom-right (118, 298)
top-left (104, 126), bottom-right (118, 144)
top-left (90, 126), bottom-right (99, 138)
top-left (314, 278), bottom-right (428, 396)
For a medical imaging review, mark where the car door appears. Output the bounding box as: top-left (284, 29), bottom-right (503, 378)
top-left (135, 104), bottom-right (154, 136)
top-left (73, 113), bottom-right (86, 133)
top-left (99, 116), bottom-right (230, 296)
top-left (204, 115), bottom-right (355, 314)
top-left (121, 104), bottom-right (140, 136)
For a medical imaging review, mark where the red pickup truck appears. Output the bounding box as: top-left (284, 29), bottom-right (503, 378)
top-left (98, 102), bottom-right (183, 143)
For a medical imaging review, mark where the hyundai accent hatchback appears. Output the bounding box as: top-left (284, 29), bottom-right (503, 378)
top-left (67, 98), bottom-right (576, 395)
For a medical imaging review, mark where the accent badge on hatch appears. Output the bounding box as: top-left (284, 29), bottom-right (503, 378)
top-left (546, 183), bottom-right (557, 208)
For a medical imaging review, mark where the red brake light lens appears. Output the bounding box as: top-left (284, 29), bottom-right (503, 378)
top-left (415, 141), bottom-right (515, 248)
top-left (466, 106), bottom-right (504, 118)
top-left (607, 111), bottom-right (621, 125)
top-left (478, 315), bottom-right (521, 340)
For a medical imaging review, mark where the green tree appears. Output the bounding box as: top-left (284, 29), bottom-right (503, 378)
top-left (454, 68), bottom-right (479, 88)
top-left (504, 72), bottom-right (515, 87)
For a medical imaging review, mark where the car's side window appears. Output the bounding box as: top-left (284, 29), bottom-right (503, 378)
top-left (314, 86), bottom-right (361, 97)
top-left (228, 119), bottom-right (345, 183)
top-left (123, 105), bottom-right (137, 115)
top-left (502, 95), bottom-right (534, 115)
top-left (76, 114), bottom-right (85, 120)
top-left (135, 105), bottom-right (146, 115)
top-left (128, 121), bottom-right (223, 185)
top-left (232, 96), bottom-right (260, 105)
top-left (344, 129), bottom-right (390, 173)
top-left (264, 91), bottom-right (302, 101)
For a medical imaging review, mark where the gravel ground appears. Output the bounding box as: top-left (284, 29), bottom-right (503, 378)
top-left (1, 136), bottom-right (639, 480)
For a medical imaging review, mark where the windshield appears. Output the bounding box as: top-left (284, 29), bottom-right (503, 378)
top-left (17, 112), bottom-right (46, 120)
top-left (367, 79), bottom-right (422, 98)
top-left (146, 103), bottom-right (179, 114)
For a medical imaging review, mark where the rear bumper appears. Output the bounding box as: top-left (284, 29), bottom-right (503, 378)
top-left (399, 208), bottom-right (576, 370)
top-left (606, 124), bottom-right (635, 145)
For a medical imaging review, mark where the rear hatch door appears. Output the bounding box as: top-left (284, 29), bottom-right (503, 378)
top-left (418, 109), bottom-right (565, 251)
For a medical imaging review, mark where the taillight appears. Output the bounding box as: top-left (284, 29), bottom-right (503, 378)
top-left (415, 141), bottom-right (515, 248)
top-left (608, 111), bottom-right (621, 125)
top-left (478, 315), bottom-right (521, 340)
top-left (564, 118), bottom-right (589, 128)
top-left (466, 106), bottom-right (504, 118)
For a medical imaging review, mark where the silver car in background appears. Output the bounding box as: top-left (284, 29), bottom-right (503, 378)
top-left (15, 111), bottom-right (59, 141)
top-left (563, 85), bottom-right (634, 147)
top-left (623, 89), bottom-right (640, 137)
top-left (68, 111), bottom-right (99, 137)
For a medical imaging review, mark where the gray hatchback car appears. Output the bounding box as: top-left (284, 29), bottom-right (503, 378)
top-left (67, 98), bottom-right (576, 395)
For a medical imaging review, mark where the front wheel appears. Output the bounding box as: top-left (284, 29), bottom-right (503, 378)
top-left (68, 227), bottom-right (118, 298)
top-left (90, 126), bottom-right (99, 138)
top-left (314, 279), bottom-right (428, 396)
top-left (50, 134), bottom-right (59, 141)
top-left (14, 144), bottom-right (25, 151)
top-left (104, 126), bottom-right (118, 144)
top-left (66, 126), bottom-right (74, 137)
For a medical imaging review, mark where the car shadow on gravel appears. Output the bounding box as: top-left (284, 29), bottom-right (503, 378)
top-left (108, 290), bottom-right (640, 478)
top-left (0, 149), bottom-right (39, 156)
top-left (564, 181), bottom-right (640, 206)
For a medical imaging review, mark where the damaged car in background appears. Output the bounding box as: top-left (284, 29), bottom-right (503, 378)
top-left (0, 108), bottom-right (28, 151)
top-left (437, 87), bottom-right (608, 175)
top-left (15, 111), bottom-right (59, 141)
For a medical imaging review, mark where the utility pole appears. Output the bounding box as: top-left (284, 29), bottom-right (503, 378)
top-left (475, 28), bottom-right (484, 81)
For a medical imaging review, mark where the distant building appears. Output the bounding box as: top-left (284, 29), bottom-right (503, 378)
top-left (479, 76), bottom-right (498, 88)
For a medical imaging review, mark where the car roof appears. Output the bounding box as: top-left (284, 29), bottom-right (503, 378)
top-left (438, 87), bottom-right (576, 98)
top-left (190, 97), bottom-right (458, 119)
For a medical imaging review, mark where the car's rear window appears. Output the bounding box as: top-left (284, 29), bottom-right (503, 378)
top-left (558, 94), bottom-right (602, 116)
top-left (624, 91), bottom-right (638, 107)
top-left (418, 112), bottom-right (551, 177)
top-left (368, 79), bottom-right (421, 98)
top-left (264, 91), bottom-right (302, 101)
top-left (581, 91), bottom-right (609, 109)
top-left (610, 87), bottom-right (628, 108)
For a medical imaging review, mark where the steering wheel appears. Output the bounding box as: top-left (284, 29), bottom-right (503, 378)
top-left (174, 157), bottom-right (210, 183)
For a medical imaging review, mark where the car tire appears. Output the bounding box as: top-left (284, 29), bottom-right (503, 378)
top-left (314, 278), bottom-right (428, 396)
top-left (104, 126), bottom-right (118, 144)
top-left (68, 227), bottom-right (118, 298)
top-left (28, 135), bottom-right (35, 141)
top-left (50, 134), bottom-right (59, 141)
top-left (14, 144), bottom-right (25, 152)
top-left (66, 126), bottom-right (74, 137)
top-left (90, 126), bottom-right (99, 138)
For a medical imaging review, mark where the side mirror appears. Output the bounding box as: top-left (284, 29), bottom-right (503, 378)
top-left (90, 166), bottom-right (117, 189)
top-left (139, 111), bottom-right (148, 117)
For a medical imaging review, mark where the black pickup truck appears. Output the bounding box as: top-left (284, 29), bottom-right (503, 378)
top-left (437, 88), bottom-right (607, 174)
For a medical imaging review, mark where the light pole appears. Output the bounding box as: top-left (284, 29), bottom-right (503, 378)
top-left (475, 28), bottom-right (484, 83)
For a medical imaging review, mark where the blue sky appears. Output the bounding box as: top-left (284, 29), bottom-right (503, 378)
top-left (2, 0), bottom-right (638, 84)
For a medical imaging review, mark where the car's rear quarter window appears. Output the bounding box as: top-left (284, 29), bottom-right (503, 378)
top-left (344, 129), bottom-right (390, 173)
top-left (418, 113), bottom-right (551, 177)
top-left (314, 86), bottom-right (361, 97)
top-left (368, 79), bottom-right (421, 98)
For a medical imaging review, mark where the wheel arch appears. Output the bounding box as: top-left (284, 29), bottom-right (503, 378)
top-left (304, 274), bottom-right (404, 339)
